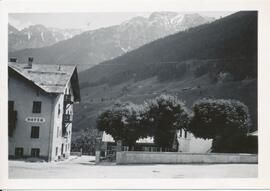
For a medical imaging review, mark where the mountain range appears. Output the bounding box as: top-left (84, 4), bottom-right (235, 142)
top-left (79, 11), bottom-right (257, 85)
top-left (8, 24), bottom-right (83, 52)
top-left (9, 12), bottom-right (215, 71)
top-left (8, 11), bottom-right (257, 146)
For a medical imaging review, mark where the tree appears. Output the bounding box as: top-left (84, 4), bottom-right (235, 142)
top-left (189, 98), bottom-right (251, 152)
top-left (96, 101), bottom-right (147, 149)
top-left (144, 94), bottom-right (190, 150)
top-left (71, 127), bottom-right (100, 155)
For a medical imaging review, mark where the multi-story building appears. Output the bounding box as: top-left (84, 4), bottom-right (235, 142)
top-left (8, 57), bottom-right (80, 161)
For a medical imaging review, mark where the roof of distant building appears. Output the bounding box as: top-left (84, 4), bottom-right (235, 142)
top-left (102, 132), bottom-right (115, 142)
top-left (101, 132), bottom-right (154, 144)
top-left (8, 62), bottom-right (81, 102)
top-left (136, 136), bottom-right (154, 144)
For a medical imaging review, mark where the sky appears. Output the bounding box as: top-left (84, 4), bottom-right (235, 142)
top-left (9, 11), bottom-right (235, 31)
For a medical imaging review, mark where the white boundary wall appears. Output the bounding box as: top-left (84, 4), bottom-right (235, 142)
top-left (116, 151), bottom-right (258, 164)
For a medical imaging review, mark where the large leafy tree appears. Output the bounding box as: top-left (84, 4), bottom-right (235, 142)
top-left (71, 127), bottom-right (100, 155)
top-left (144, 94), bottom-right (190, 150)
top-left (97, 101), bottom-right (147, 148)
top-left (189, 98), bottom-right (251, 152)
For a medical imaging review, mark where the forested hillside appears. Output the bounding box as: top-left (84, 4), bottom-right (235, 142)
top-left (80, 11), bottom-right (257, 86)
top-left (72, 11), bottom-right (257, 148)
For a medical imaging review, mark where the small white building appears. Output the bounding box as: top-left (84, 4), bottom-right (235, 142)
top-left (8, 58), bottom-right (80, 161)
top-left (176, 129), bottom-right (213, 153)
top-left (102, 130), bottom-right (212, 153)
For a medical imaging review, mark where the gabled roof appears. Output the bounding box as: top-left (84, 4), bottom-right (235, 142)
top-left (8, 62), bottom-right (81, 102)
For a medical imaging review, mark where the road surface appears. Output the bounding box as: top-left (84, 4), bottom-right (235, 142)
top-left (9, 155), bottom-right (258, 178)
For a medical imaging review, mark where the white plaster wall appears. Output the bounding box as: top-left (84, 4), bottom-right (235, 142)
top-left (189, 135), bottom-right (213, 153)
top-left (177, 129), bottom-right (212, 153)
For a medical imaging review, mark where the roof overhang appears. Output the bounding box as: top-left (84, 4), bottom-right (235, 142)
top-left (70, 67), bottom-right (81, 102)
top-left (8, 63), bottom-right (81, 102)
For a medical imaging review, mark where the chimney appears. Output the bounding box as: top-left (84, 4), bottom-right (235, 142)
top-left (28, 57), bottom-right (33, 68)
top-left (9, 57), bottom-right (17, 62)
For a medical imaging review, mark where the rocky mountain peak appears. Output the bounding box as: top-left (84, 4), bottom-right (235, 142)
top-left (149, 12), bottom-right (179, 20)
top-left (8, 24), bottom-right (83, 52)
top-left (9, 12), bottom-right (216, 70)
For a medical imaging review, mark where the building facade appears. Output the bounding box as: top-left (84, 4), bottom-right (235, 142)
top-left (8, 58), bottom-right (80, 161)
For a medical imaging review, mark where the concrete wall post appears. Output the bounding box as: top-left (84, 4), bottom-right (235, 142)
top-left (116, 140), bottom-right (122, 152)
top-left (95, 137), bottom-right (102, 164)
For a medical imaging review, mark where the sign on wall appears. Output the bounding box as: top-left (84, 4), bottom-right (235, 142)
top-left (25, 117), bottom-right (46, 123)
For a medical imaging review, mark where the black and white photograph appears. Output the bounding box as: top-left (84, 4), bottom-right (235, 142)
top-left (1, 0), bottom-right (270, 189)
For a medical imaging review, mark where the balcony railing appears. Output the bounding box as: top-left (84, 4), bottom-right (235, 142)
top-left (62, 125), bottom-right (67, 137)
top-left (64, 94), bottom-right (73, 104)
top-left (63, 114), bottom-right (72, 123)
top-left (62, 129), bottom-right (68, 138)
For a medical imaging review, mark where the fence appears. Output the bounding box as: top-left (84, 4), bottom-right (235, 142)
top-left (116, 151), bottom-right (258, 164)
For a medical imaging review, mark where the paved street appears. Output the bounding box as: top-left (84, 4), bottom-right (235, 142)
top-left (9, 155), bottom-right (258, 178)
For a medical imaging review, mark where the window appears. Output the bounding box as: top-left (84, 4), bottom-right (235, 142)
top-left (15, 147), bottom-right (24, 157)
top-left (8, 101), bottom-right (16, 137)
top-left (32, 101), bottom-right (42, 113)
top-left (184, 130), bottom-right (188, 138)
top-left (61, 144), bottom-right (64, 154)
top-left (58, 104), bottom-right (61, 117)
top-left (31, 148), bottom-right (40, 157)
top-left (55, 147), bottom-right (58, 156)
top-left (179, 129), bottom-right (182, 137)
top-left (57, 126), bottom-right (59, 137)
top-left (31, 126), bottom-right (40, 138)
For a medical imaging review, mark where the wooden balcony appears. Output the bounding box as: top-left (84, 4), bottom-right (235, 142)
top-left (62, 129), bottom-right (68, 138)
top-left (64, 94), bottom-right (73, 104)
top-left (63, 114), bottom-right (72, 123)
